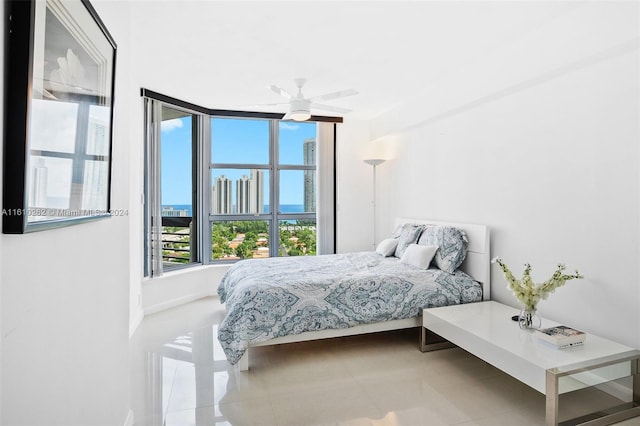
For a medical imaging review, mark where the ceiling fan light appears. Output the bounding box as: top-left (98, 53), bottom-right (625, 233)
top-left (289, 99), bottom-right (311, 121)
top-left (289, 110), bottom-right (311, 121)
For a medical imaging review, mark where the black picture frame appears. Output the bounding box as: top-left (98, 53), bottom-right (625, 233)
top-left (3, 0), bottom-right (116, 233)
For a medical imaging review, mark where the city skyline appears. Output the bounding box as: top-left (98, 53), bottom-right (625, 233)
top-left (161, 117), bottom-right (317, 206)
top-left (212, 170), bottom-right (265, 215)
top-left (210, 139), bottom-right (316, 215)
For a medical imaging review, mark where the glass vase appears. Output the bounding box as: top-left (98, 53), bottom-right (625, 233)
top-left (518, 308), bottom-right (541, 330)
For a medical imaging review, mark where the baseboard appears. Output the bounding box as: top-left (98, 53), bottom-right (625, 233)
top-left (124, 409), bottom-right (134, 426)
top-left (143, 291), bottom-right (215, 316)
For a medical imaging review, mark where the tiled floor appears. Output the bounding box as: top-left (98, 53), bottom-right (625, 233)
top-left (130, 297), bottom-right (640, 426)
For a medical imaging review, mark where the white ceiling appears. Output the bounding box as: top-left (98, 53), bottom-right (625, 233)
top-left (129, 1), bottom-right (582, 120)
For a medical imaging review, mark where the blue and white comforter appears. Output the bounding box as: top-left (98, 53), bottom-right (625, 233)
top-left (217, 252), bottom-right (482, 364)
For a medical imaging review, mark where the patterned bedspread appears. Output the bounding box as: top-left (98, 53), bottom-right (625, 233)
top-left (217, 252), bottom-right (482, 364)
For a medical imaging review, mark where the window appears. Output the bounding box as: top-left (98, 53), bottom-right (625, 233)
top-left (210, 119), bottom-right (319, 260)
top-left (144, 102), bottom-right (201, 276)
top-left (159, 106), bottom-right (198, 269)
top-left (143, 90), bottom-right (337, 277)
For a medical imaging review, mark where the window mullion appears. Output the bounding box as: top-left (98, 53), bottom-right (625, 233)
top-left (200, 114), bottom-right (211, 265)
top-left (277, 165), bottom-right (315, 171)
top-left (270, 120), bottom-right (279, 257)
top-left (148, 99), bottom-right (163, 277)
top-left (211, 163), bottom-right (270, 170)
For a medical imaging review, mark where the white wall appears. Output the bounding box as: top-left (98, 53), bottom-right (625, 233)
top-left (142, 266), bottom-right (227, 314)
top-left (335, 118), bottom-right (402, 253)
top-left (370, 2), bottom-right (640, 348)
top-left (0, 2), bottom-right (133, 424)
top-left (336, 118), bottom-right (376, 253)
top-left (127, 44), bottom-right (144, 339)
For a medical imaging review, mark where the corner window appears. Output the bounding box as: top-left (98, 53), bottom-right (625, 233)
top-left (143, 91), bottom-right (336, 277)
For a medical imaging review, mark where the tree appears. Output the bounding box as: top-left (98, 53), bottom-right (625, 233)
top-left (287, 246), bottom-right (302, 256)
top-left (236, 242), bottom-right (254, 259)
top-left (244, 231), bottom-right (258, 245)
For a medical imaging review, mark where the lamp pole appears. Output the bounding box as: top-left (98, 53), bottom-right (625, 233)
top-left (364, 159), bottom-right (386, 250)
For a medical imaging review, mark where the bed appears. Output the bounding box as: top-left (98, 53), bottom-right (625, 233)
top-left (217, 218), bottom-right (490, 371)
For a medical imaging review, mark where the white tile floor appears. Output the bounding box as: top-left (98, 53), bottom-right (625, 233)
top-left (130, 297), bottom-right (640, 426)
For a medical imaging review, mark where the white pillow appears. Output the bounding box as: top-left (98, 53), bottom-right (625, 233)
top-left (376, 238), bottom-right (398, 257)
top-left (400, 244), bottom-right (438, 269)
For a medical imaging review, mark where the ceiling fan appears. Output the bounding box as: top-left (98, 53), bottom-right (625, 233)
top-left (260, 78), bottom-right (358, 121)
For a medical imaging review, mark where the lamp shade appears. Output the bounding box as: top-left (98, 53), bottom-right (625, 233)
top-left (364, 158), bottom-right (385, 166)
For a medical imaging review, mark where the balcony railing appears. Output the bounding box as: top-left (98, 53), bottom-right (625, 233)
top-left (161, 216), bottom-right (192, 264)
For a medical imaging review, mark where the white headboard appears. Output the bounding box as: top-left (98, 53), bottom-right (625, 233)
top-left (394, 218), bottom-right (491, 301)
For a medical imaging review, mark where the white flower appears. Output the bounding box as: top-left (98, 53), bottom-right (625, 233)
top-left (494, 257), bottom-right (583, 311)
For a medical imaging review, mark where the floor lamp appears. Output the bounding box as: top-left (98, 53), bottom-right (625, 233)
top-left (364, 159), bottom-right (385, 250)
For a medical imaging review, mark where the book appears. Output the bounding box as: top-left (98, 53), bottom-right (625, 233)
top-left (538, 339), bottom-right (584, 350)
top-left (535, 325), bottom-right (586, 347)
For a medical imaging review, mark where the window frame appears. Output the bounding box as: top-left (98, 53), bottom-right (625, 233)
top-left (142, 89), bottom-right (338, 277)
top-left (209, 117), bottom-right (275, 262)
top-left (144, 99), bottom-right (205, 276)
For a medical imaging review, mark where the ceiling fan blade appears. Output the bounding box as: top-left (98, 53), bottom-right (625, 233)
top-left (311, 103), bottom-right (352, 114)
top-left (268, 85), bottom-right (292, 99)
top-left (281, 112), bottom-right (292, 120)
top-left (309, 88), bottom-right (358, 102)
top-left (241, 102), bottom-right (288, 108)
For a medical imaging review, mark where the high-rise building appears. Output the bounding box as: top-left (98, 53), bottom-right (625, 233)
top-left (303, 138), bottom-right (316, 212)
top-left (212, 175), bottom-right (232, 214)
top-left (236, 175), bottom-right (250, 214)
top-left (236, 170), bottom-right (264, 214)
top-left (249, 169), bottom-right (264, 214)
top-left (212, 171), bottom-right (264, 214)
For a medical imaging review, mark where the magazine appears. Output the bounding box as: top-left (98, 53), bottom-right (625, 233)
top-left (535, 325), bottom-right (586, 347)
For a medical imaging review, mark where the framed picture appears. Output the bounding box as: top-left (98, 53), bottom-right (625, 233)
top-left (3, 0), bottom-right (116, 233)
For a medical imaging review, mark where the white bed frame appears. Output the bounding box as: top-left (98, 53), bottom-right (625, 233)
top-left (235, 218), bottom-right (490, 371)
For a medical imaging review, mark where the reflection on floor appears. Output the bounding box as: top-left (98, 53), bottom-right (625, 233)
top-left (130, 296), bottom-right (640, 426)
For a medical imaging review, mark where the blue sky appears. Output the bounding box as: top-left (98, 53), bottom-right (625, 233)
top-left (160, 117), bottom-right (316, 206)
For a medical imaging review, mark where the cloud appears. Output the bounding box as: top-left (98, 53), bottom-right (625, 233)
top-left (279, 123), bottom-right (300, 131)
top-left (161, 119), bottom-right (184, 132)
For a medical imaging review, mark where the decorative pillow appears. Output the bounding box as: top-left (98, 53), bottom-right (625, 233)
top-left (400, 244), bottom-right (438, 269)
top-left (375, 238), bottom-right (398, 257)
top-left (391, 223), bottom-right (421, 239)
top-left (394, 224), bottom-right (424, 258)
top-left (418, 225), bottom-right (468, 273)
top-left (391, 224), bottom-right (406, 238)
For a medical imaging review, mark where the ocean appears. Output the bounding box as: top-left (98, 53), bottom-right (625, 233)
top-left (162, 204), bottom-right (305, 216)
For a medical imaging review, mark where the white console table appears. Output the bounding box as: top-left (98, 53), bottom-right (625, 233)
top-left (421, 301), bottom-right (640, 426)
